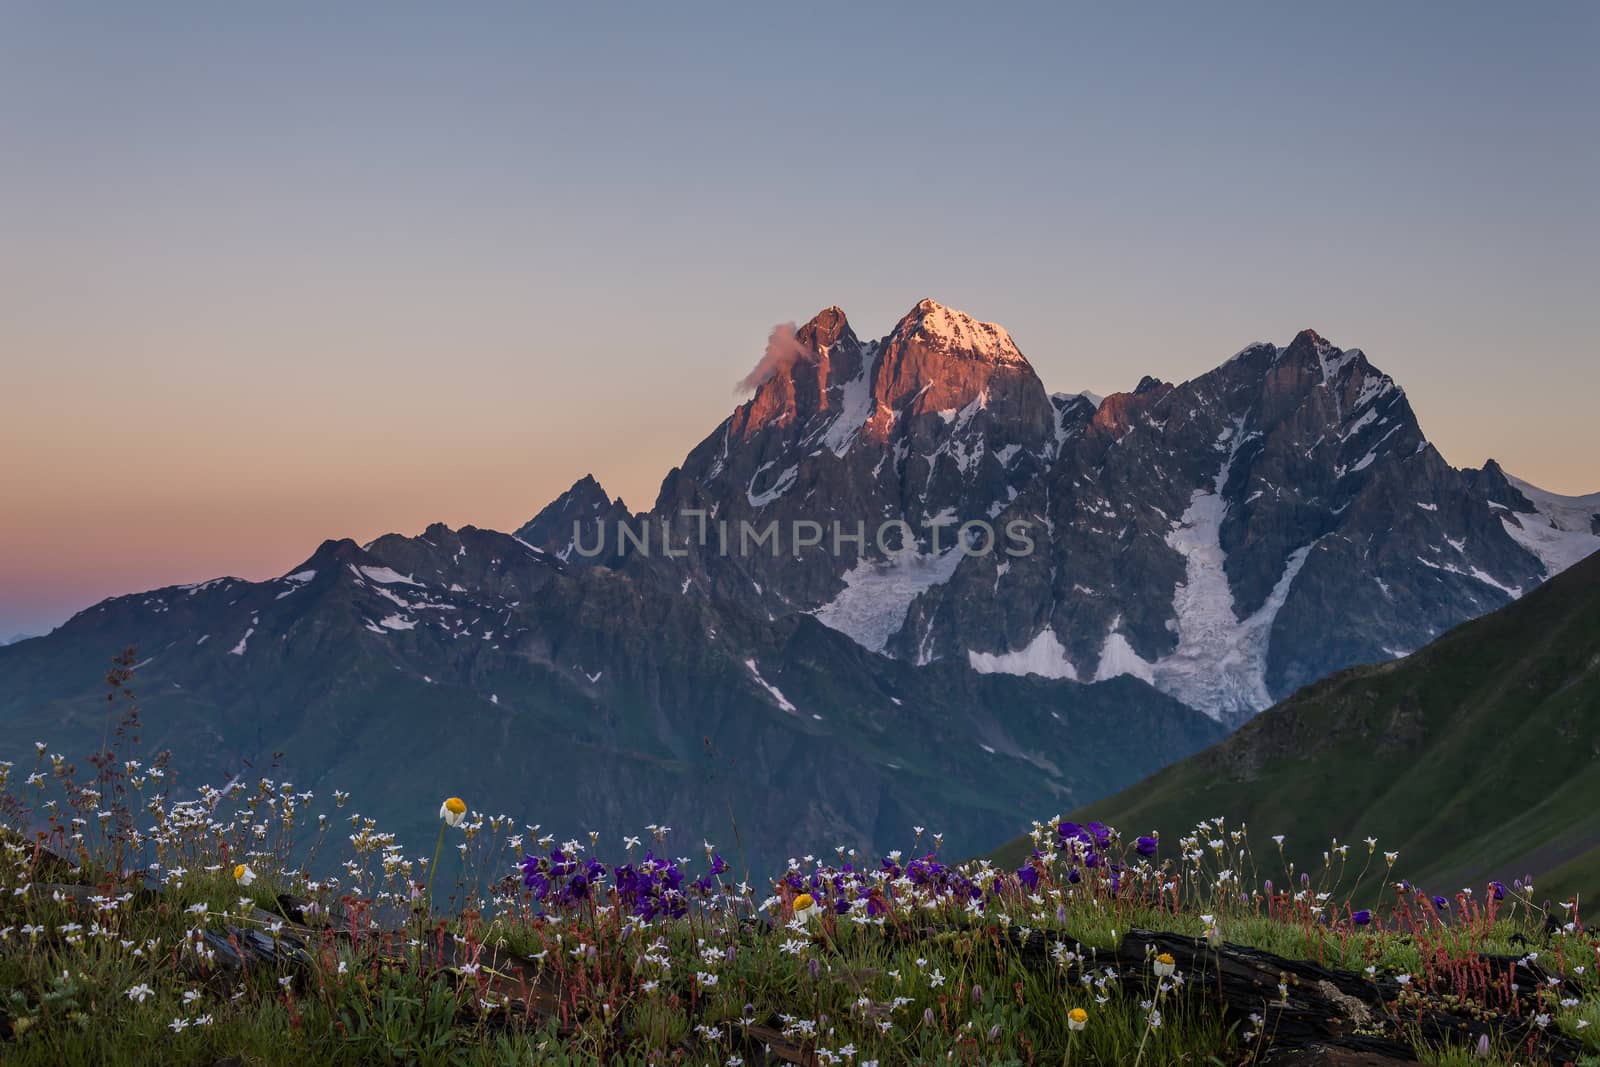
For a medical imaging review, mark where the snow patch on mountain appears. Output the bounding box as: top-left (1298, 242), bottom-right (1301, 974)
top-left (356, 566), bottom-right (422, 586)
top-left (1084, 420), bottom-right (1317, 719)
top-left (1340, 407), bottom-right (1380, 440)
top-left (747, 462), bottom-right (799, 507)
top-left (1500, 473), bottom-right (1600, 576)
top-left (744, 659), bottom-right (797, 714)
top-left (183, 578), bottom-right (232, 596)
top-left (1142, 509), bottom-right (1317, 720)
top-left (819, 346), bottom-right (879, 456)
top-left (1320, 346), bottom-right (1361, 382)
top-left (1094, 625), bottom-right (1155, 684)
top-left (908, 299), bottom-right (1026, 365)
top-left (968, 626), bottom-right (1078, 681)
top-left (1352, 373), bottom-right (1395, 411)
top-left (812, 549), bottom-right (964, 654)
top-left (1415, 555), bottom-right (1522, 599)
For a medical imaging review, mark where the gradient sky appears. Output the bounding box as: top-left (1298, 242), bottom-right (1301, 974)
top-left (2, 2), bottom-right (1596, 638)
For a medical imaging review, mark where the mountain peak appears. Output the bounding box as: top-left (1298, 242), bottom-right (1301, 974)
top-left (796, 305), bottom-right (858, 354)
top-left (863, 299), bottom-right (1050, 440)
top-left (1274, 328), bottom-right (1371, 387)
top-left (293, 537), bottom-right (370, 573)
top-left (889, 298), bottom-right (1027, 366)
top-left (515, 474), bottom-right (630, 551)
top-left (568, 473), bottom-right (607, 496)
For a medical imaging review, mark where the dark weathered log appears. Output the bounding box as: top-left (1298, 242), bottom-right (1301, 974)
top-left (1113, 928), bottom-right (1584, 1065)
top-left (194, 920), bottom-right (315, 978)
top-left (893, 922), bottom-right (1583, 1064)
top-left (1260, 1046), bottom-right (1421, 1066)
top-left (731, 1022), bottom-right (816, 1067)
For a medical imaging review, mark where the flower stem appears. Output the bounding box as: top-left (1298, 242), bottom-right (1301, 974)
top-left (424, 822), bottom-right (445, 918)
top-left (1132, 984), bottom-right (1164, 1067)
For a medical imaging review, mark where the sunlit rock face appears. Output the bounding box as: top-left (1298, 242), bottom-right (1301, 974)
top-left (646, 305), bottom-right (1578, 722)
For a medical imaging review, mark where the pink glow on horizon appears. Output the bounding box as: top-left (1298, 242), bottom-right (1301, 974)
top-left (4, 305), bottom-right (1597, 637)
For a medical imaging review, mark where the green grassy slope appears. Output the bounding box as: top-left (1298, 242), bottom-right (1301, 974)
top-left (992, 550), bottom-right (1600, 901)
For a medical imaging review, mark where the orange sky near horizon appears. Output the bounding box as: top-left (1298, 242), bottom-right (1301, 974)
top-left (4, 298), bottom-right (1596, 637)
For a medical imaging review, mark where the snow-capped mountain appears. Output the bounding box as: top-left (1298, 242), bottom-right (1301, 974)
top-left (555, 300), bottom-right (1598, 722)
top-left (1496, 469), bottom-right (1600, 575)
top-left (644, 300), bottom-right (1057, 633)
top-left (1, 298), bottom-right (1594, 865)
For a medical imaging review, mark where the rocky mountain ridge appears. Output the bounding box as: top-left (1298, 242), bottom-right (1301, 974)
top-left (1, 298), bottom-right (1594, 865)
top-left (0, 520), bottom-right (1222, 871)
top-left (527, 300), bottom-right (1600, 721)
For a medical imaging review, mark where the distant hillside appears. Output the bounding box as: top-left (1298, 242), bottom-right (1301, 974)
top-left (992, 549), bottom-right (1600, 901)
top-left (0, 533), bottom-right (1222, 875)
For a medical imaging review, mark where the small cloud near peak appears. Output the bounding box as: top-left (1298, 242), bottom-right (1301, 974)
top-left (737, 322), bottom-right (816, 393)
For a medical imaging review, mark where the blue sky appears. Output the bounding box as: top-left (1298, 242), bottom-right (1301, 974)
top-left (1, 2), bottom-right (1596, 635)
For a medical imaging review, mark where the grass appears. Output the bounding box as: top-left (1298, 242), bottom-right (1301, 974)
top-left (2, 674), bottom-right (1598, 1064)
